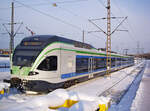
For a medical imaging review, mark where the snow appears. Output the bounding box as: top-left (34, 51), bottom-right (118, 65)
top-left (49, 89), bottom-right (69, 101)
top-left (130, 61), bottom-right (150, 111)
top-left (109, 62), bottom-right (145, 111)
top-left (68, 100), bottom-right (98, 111)
top-left (0, 83), bottom-right (10, 91)
top-left (68, 91), bottom-right (97, 101)
top-left (0, 93), bottom-right (61, 111)
top-left (0, 89), bottom-right (107, 111)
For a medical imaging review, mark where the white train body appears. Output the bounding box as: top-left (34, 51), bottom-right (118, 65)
top-left (11, 35), bottom-right (134, 92)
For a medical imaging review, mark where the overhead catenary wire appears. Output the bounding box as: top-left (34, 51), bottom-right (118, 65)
top-left (13, 0), bottom-right (82, 31)
top-left (51, 4), bottom-right (80, 17)
top-left (0, 0), bottom-right (88, 10)
top-left (126, 19), bottom-right (136, 41)
top-left (0, 3), bottom-right (58, 10)
top-left (95, 0), bottom-right (129, 57)
top-left (0, 18), bottom-right (10, 22)
top-left (53, 0), bottom-right (108, 46)
top-left (111, 0), bottom-right (129, 31)
top-left (18, 0), bottom-right (104, 42)
top-left (39, 0), bottom-right (87, 21)
top-left (92, 0), bottom-right (128, 37)
top-left (43, 0), bottom-right (106, 41)
top-left (0, 0), bottom-right (140, 54)
top-left (97, 0), bottom-right (106, 8)
top-left (97, 0), bottom-right (128, 30)
top-left (1, 0), bottom-right (106, 43)
top-left (4, 0), bottom-right (107, 44)
top-left (52, 0), bottom-right (88, 4)
top-left (97, 0), bottom-right (136, 50)
top-left (110, 0), bottom-right (139, 54)
top-left (111, 0), bottom-right (136, 41)
top-left (112, 0), bottom-right (124, 16)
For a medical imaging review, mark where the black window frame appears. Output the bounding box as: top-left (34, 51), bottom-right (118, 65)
top-left (37, 56), bottom-right (57, 71)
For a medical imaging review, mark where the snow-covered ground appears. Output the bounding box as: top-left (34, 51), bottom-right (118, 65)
top-left (0, 57), bottom-right (147, 111)
top-left (130, 60), bottom-right (150, 111)
top-left (0, 89), bottom-right (111, 111)
top-left (109, 62), bottom-right (145, 111)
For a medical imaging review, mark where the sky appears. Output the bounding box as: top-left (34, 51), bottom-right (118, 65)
top-left (0, 0), bottom-right (150, 54)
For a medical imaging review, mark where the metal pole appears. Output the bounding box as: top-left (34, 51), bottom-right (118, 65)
top-left (106, 0), bottom-right (111, 75)
top-left (9, 2), bottom-right (14, 71)
top-left (137, 41), bottom-right (140, 56)
top-left (125, 49), bottom-right (129, 55)
top-left (83, 30), bottom-right (84, 43)
top-left (10, 2), bottom-right (14, 55)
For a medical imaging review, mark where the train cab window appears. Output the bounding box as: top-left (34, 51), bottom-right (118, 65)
top-left (37, 56), bottom-right (57, 71)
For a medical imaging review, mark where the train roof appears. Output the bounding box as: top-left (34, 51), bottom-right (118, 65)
top-left (20, 35), bottom-right (95, 49)
top-left (16, 35), bottom-right (133, 58)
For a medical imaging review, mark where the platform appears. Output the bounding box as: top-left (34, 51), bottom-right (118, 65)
top-left (131, 61), bottom-right (150, 111)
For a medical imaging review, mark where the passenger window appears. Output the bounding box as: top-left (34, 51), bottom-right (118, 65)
top-left (76, 58), bottom-right (88, 73)
top-left (37, 56), bottom-right (57, 71)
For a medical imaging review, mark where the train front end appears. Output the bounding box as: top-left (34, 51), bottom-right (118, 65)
top-left (10, 35), bottom-right (51, 92)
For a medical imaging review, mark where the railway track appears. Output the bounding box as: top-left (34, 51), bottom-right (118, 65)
top-left (98, 63), bottom-right (145, 104)
top-left (67, 62), bottom-right (145, 103)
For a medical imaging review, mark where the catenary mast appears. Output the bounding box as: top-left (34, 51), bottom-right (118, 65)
top-left (106, 0), bottom-right (111, 75)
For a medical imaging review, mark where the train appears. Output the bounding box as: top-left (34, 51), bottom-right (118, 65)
top-left (10, 35), bottom-right (134, 93)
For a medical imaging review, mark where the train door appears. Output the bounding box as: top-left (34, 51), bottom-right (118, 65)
top-left (88, 57), bottom-right (94, 78)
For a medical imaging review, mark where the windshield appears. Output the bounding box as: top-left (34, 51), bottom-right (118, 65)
top-left (13, 49), bottom-right (40, 67)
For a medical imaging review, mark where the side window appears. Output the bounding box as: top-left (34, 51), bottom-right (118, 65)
top-left (111, 58), bottom-right (116, 67)
top-left (37, 56), bottom-right (57, 71)
top-left (95, 58), bottom-right (106, 69)
top-left (76, 58), bottom-right (88, 73)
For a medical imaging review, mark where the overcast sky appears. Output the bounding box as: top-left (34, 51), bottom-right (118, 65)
top-left (0, 0), bottom-right (150, 54)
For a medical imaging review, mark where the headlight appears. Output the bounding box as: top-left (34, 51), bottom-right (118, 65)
top-left (28, 71), bottom-right (39, 76)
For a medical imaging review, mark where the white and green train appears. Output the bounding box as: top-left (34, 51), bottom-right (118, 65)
top-left (11, 35), bottom-right (134, 92)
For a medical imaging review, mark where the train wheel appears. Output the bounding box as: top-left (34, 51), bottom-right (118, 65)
top-left (64, 80), bottom-right (78, 88)
top-left (74, 80), bottom-right (79, 84)
top-left (64, 82), bottom-right (70, 88)
top-left (72, 80), bottom-right (78, 85)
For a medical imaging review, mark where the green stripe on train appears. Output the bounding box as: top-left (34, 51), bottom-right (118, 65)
top-left (12, 42), bottom-right (132, 75)
top-left (12, 66), bottom-right (31, 76)
top-left (31, 43), bottom-right (131, 71)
